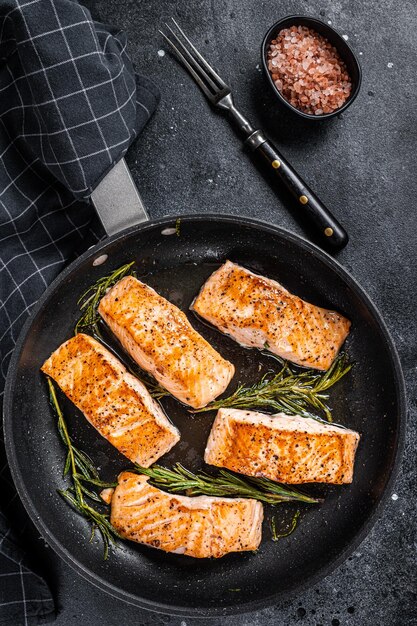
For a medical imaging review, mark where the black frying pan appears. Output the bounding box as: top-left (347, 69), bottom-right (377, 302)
top-left (3, 186), bottom-right (406, 616)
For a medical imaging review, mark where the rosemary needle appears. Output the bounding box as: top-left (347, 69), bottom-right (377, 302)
top-left (271, 510), bottom-right (301, 541)
top-left (134, 463), bottom-right (321, 505)
top-left (194, 353), bottom-right (352, 422)
top-left (48, 378), bottom-right (120, 559)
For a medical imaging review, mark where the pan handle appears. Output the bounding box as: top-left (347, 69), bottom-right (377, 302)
top-left (91, 158), bottom-right (149, 236)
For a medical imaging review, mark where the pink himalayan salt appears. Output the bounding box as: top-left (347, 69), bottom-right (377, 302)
top-left (267, 25), bottom-right (352, 115)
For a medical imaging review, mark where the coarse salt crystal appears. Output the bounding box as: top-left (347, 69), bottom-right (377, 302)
top-left (92, 254), bottom-right (108, 266)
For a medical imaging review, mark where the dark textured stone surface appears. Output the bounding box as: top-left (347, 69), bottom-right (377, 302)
top-left (39, 0), bottom-right (417, 624)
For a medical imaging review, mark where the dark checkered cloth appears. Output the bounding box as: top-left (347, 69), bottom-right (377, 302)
top-left (0, 0), bottom-right (159, 623)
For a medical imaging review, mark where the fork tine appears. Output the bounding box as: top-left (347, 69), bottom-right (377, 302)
top-left (170, 18), bottom-right (228, 90)
top-left (163, 23), bottom-right (219, 94)
top-left (159, 29), bottom-right (214, 100)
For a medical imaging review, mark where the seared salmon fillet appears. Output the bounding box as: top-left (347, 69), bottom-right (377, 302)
top-left (192, 261), bottom-right (351, 370)
top-left (102, 471), bottom-right (263, 558)
top-left (205, 409), bottom-right (360, 484)
top-left (98, 275), bottom-right (235, 409)
top-left (41, 334), bottom-right (180, 466)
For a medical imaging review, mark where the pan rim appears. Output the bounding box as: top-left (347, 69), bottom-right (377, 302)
top-left (3, 213), bottom-right (407, 617)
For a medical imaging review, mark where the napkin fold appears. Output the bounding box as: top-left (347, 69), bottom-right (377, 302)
top-left (0, 1), bottom-right (159, 623)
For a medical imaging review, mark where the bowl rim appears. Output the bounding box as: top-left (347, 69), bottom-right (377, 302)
top-left (261, 14), bottom-right (362, 120)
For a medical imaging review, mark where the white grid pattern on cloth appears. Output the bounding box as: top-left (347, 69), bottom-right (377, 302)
top-left (0, 0), bottom-right (159, 622)
top-left (0, 0), bottom-right (153, 197)
top-left (0, 517), bottom-right (55, 624)
top-left (0, 0), bottom-right (159, 395)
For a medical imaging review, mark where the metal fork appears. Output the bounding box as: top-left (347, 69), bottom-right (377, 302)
top-left (159, 19), bottom-right (348, 251)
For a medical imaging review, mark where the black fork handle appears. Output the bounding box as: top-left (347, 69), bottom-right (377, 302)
top-left (246, 132), bottom-right (349, 250)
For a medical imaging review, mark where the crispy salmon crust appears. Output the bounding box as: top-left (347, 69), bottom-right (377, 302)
top-left (104, 472), bottom-right (263, 558)
top-left (98, 275), bottom-right (235, 409)
top-left (41, 333), bottom-right (180, 466)
top-left (204, 409), bottom-right (360, 484)
top-left (192, 261), bottom-right (351, 371)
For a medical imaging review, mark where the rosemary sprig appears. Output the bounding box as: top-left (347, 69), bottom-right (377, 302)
top-left (48, 378), bottom-right (120, 559)
top-left (74, 261), bottom-right (136, 336)
top-left (134, 463), bottom-right (321, 505)
top-left (271, 510), bottom-right (301, 541)
top-left (194, 353), bottom-right (352, 421)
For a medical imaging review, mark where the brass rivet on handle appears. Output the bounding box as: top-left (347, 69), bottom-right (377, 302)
top-left (272, 160), bottom-right (281, 169)
top-left (324, 227), bottom-right (334, 237)
top-left (299, 195), bottom-right (308, 204)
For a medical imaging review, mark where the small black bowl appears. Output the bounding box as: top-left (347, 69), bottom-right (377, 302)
top-left (261, 15), bottom-right (362, 120)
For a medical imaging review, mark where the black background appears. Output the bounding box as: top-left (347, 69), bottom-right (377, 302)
top-left (34, 0), bottom-right (417, 624)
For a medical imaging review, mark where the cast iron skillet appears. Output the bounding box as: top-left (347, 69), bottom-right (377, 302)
top-left (3, 203), bottom-right (406, 616)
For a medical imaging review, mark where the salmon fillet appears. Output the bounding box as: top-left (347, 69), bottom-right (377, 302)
top-left (192, 261), bottom-right (351, 370)
top-left (204, 409), bottom-right (360, 484)
top-left (98, 275), bottom-right (235, 409)
top-left (41, 333), bottom-right (180, 466)
top-left (103, 471), bottom-right (263, 558)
